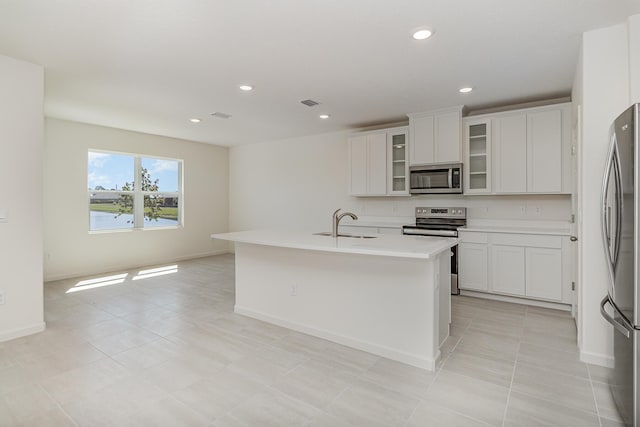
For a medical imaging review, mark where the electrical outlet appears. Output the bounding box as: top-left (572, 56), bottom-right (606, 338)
top-left (518, 206), bottom-right (526, 215)
top-left (0, 291), bottom-right (5, 305)
top-left (290, 284), bottom-right (297, 296)
top-left (534, 207), bottom-right (542, 216)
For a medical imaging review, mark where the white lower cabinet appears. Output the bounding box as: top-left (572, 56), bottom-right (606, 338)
top-left (525, 247), bottom-right (562, 300)
top-left (458, 243), bottom-right (488, 291)
top-left (459, 230), bottom-right (570, 304)
top-left (491, 245), bottom-right (525, 296)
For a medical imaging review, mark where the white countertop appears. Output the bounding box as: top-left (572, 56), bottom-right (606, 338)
top-left (458, 219), bottom-right (572, 236)
top-left (340, 216), bottom-right (412, 229)
top-left (211, 229), bottom-right (458, 259)
top-left (459, 225), bottom-right (571, 236)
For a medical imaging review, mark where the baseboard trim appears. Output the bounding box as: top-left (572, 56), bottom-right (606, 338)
top-left (44, 250), bottom-right (232, 282)
top-left (459, 290), bottom-right (571, 311)
top-left (0, 322), bottom-right (46, 343)
top-left (235, 305), bottom-right (438, 371)
top-left (580, 349), bottom-right (614, 368)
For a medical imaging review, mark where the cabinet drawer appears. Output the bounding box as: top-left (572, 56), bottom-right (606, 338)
top-left (458, 231), bottom-right (488, 244)
top-left (490, 233), bottom-right (561, 248)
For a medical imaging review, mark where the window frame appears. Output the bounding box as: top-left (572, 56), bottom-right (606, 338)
top-left (88, 149), bottom-right (183, 232)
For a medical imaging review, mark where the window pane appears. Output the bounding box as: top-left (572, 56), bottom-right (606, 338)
top-left (141, 158), bottom-right (179, 192)
top-left (88, 152), bottom-right (134, 191)
top-left (89, 192), bottom-right (134, 230)
top-left (143, 194), bottom-right (179, 228)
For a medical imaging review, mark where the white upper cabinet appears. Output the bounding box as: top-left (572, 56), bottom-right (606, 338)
top-left (348, 126), bottom-right (408, 197)
top-left (436, 111), bottom-right (461, 162)
top-left (464, 118), bottom-right (492, 194)
top-left (527, 109), bottom-right (563, 193)
top-left (387, 127), bottom-right (409, 195)
top-left (494, 113), bottom-right (527, 193)
top-left (408, 106), bottom-right (462, 165)
top-left (410, 114), bottom-right (434, 164)
top-left (463, 102), bottom-right (572, 195)
top-left (348, 132), bottom-right (387, 196)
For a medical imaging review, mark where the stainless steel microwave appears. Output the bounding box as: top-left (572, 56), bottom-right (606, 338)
top-left (409, 163), bottom-right (463, 194)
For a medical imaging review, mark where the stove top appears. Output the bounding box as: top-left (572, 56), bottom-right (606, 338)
top-left (415, 207), bottom-right (466, 219)
top-left (402, 207), bottom-right (467, 237)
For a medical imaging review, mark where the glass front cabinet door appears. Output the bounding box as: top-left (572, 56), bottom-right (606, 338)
top-left (464, 118), bottom-right (491, 194)
top-left (387, 127), bottom-right (409, 195)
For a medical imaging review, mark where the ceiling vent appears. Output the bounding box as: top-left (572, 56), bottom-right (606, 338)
top-left (300, 99), bottom-right (320, 107)
top-left (211, 112), bottom-right (232, 119)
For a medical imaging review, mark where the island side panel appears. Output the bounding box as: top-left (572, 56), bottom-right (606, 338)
top-left (233, 242), bottom-right (445, 370)
top-left (438, 250), bottom-right (451, 348)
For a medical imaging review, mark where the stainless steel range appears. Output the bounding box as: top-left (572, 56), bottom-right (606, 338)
top-left (402, 207), bottom-right (466, 294)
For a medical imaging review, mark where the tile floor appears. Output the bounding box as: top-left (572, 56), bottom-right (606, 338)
top-left (0, 254), bottom-right (623, 426)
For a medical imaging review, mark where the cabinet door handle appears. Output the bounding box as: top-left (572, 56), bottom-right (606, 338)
top-left (570, 236), bottom-right (578, 242)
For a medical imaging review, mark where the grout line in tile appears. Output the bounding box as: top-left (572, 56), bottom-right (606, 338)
top-left (585, 361), bottom-right (605, 427)
top-left (500, 340), bottom-right (521, 427)
top-left (37, 382), bottom-right (81, 427)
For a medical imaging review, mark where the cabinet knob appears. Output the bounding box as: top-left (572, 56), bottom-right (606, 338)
top-left (570, 236), bottom-right (578, 242)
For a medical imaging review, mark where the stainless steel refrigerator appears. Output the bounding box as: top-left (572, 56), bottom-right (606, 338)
top-left (601, 103), bottom-right (640, 427)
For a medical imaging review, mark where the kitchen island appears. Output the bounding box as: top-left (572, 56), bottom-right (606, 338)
top-left (211, 230), bottom-right (457, 370)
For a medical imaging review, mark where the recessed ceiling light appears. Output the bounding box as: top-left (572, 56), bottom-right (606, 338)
top-left (412, 29), bottom-right (433, 40)
top-left (459, 87), bottom-right (473, 93)
top-left (239, 85), bottom-right (253, 91)
top-left (319, 114), bottom-right (330, 119)
top-left (189, 118), bottom-right (201, 123)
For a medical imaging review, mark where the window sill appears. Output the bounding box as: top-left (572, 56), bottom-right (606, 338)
top-left (88, 225), bottom-right (183, 235)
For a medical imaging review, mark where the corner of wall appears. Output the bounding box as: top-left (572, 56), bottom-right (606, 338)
top-left (0, 55), bottom-right (45, 342)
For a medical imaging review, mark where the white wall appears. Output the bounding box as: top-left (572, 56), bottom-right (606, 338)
top-left (229, 130), bottom-right (571, 234)
top-left (574, 19), bottom-right (633, 366)
top-left (44, 118), bottom-right (229, 281)
top-left (0, 55), bottom-right (45, 342)
top-left (630, 14), bottom-right (640, 104)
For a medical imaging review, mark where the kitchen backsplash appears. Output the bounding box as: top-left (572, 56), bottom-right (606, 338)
top-left (343, 194), bottom-right (572, 222)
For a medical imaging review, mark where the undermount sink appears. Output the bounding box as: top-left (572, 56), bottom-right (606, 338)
top-left (313, 232), bottom-right (377, 239)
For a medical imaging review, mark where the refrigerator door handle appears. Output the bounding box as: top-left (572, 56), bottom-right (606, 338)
top-left (612, 139), bottom-right (623, 270)
top-left (600, 296), bottom-right (632, 338)
top-left (601, 135), bottom-right (617, 285)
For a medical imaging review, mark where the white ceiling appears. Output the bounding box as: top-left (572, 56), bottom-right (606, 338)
top-left (1, 0), bottom-right (639, 146)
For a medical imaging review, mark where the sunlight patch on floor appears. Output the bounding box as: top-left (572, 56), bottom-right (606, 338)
top-left (66, 273), bottom-right (128, 293)
top-left (132, 265), bottom-right (178, 281)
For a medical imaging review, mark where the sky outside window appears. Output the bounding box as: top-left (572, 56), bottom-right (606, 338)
top-left (88, 153), bottom-right (179, 192)
top-left (141, 158), bottom-right (179, 192)
top-left (88, 152), bottom-right (134, 190)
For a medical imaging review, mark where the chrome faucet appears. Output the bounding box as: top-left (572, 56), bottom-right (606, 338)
top-left (332, 208), bottom-right (358, 237)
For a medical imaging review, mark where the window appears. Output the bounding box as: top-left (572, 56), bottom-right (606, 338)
top-left (88, 151), bottom-right (182, 231)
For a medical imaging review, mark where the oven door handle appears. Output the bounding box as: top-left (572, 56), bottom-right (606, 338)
top-left (402, 228), bottom-right (458, 237)
top-left (448, 169), bottom-right (453, 189)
